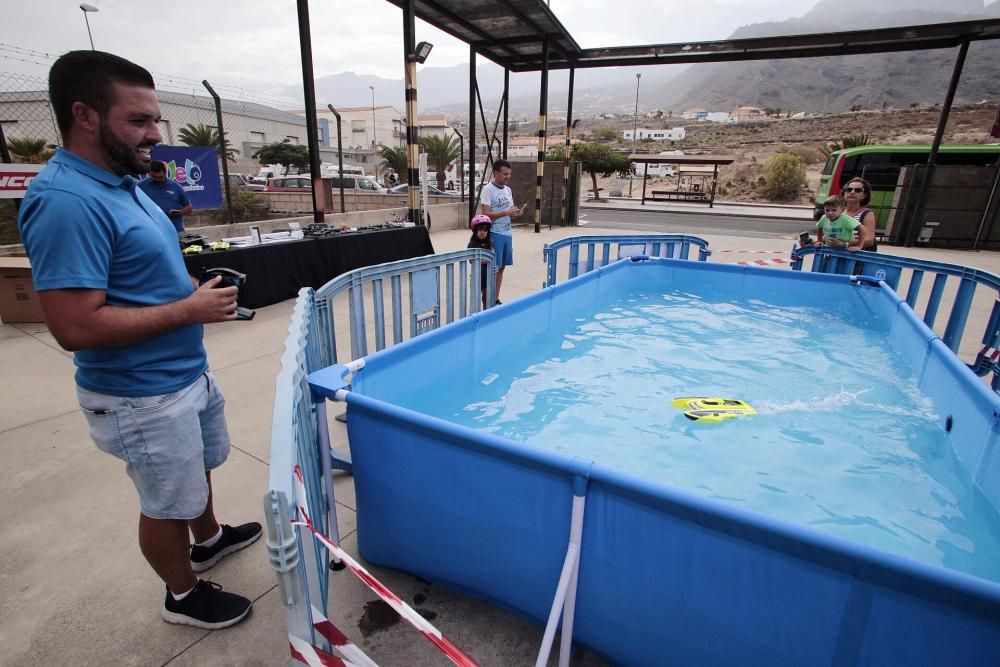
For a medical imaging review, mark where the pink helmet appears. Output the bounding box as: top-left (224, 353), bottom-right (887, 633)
top-left (470, 214), bottom-right (492, 229)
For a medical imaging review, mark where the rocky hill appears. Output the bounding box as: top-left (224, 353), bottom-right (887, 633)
top-left (653, 2), bottom-right (1000, 113)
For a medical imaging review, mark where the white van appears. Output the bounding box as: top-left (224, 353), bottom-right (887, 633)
top-left (257, 163), bottom-right (301, 180)
top-left (326, 174), bottom-right (386, 193)
top-left (321, 163), bottom-right (366, 178)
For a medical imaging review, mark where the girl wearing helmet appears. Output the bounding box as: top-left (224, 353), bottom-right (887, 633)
top-left (468, 214), bottom-right (493, 308)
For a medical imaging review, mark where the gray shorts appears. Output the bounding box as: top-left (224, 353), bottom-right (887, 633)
top-left (76, 371), bottom-right (231, 520)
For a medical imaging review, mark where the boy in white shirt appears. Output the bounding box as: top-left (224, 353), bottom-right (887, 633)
top-left (479, 159), bottom-right (523, 304)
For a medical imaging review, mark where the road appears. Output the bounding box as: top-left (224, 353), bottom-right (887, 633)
top-left (576, 208), bottom-right (810, 239)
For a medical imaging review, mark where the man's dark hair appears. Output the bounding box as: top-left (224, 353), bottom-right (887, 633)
top-left (493, 159), bottom-right (512, 172)
top-left (49, 50), bottom-right (155, 138)
top-left (150, 160), bottom-right (166, 172)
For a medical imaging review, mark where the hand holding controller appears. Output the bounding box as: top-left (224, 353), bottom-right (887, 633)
top-left (198, 267), bottom-right (256, 321)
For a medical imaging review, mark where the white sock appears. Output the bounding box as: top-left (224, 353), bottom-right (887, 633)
top-left (171, 581), bottom-right (198, 601)
top-left (196, 526), bottom-right (223, 549)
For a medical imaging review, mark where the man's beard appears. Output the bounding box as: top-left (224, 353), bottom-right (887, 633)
top-left (99, 122), bottom-right (152, 176)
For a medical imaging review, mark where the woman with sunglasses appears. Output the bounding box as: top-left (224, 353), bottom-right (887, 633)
top-left (842, 177), bottom-right (877, 251)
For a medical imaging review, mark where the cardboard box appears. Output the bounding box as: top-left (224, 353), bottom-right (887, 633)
top-left (0, 255), bottom-right (46, 324)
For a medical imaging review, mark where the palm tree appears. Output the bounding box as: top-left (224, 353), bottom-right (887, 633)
top-left (8, 137), bottom-right (54, 164)
top-left (419, 134), bottom-right (462, 190)
top-left (377, 144), bottom-right (408, 182)
top-left (177, 123), bottom-right (238, 160)
top-left (819, 133), bottom-right (874, 159)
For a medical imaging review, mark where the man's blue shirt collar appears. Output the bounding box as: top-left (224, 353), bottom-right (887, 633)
top-left (51, 147), bottom-right (136, 189)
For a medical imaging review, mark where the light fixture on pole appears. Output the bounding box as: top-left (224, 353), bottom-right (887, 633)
top-left (79, 3), bottom-right (99, 50)
top-left (408, 41), bottom-right (434, 64)
top-left (369, 85), bottom-right (376, 148)
top-left (629, 72), bottom-right (641, 198)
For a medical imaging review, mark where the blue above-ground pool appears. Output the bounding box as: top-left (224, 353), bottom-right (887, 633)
top-left (310, 257), bottom-right (1000, 666)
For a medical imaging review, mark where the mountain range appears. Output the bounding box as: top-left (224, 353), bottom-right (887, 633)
top-left (282, 0), bottom-right (1000, 117)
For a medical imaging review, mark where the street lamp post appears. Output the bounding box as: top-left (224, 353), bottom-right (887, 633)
top-left (79, 3), bottom-right (99, 50)
top-left (629, 72), bottom-right (641, 198)
top-left (369, 85), bottom-right (376, 148)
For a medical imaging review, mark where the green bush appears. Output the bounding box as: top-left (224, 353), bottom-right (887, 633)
top-left (759, 153), bottom-right (806, 201)
top-left (785, 144), bottom-right (823, 165)
top-left (228, 190), bottom-right (268, 223)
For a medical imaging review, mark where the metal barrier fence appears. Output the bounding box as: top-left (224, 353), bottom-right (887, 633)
top-left (265, 248), bottom-right (495, 663)
top-left (542, 234), bottom-right (711, 287)
top-left (791, 244), bottom-right (1000, 389)
top-left (264, 288), bottom-right (339, 661)
top-left (312, 248), bottom-right (496, 368)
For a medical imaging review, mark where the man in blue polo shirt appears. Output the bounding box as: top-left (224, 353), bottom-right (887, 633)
top-left (139, 159), bottom-right (192, 232)
top-left (18, 50), bottom-right (259, 631)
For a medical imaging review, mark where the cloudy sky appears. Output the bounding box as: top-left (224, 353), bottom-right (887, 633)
top-left (3, 0), bottom-right (821, 100)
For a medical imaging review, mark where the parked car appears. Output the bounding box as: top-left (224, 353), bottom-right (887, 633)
top-left (247, 177), bottom-right (267, 192)
top-left (327, 175), bottom-right (386, 193)
top-left (387, 183), bottom-right (456, 197)
top-left (221, 173), bottom-right (252, 191)
top-left (263, 176), bottom-right (312, 192)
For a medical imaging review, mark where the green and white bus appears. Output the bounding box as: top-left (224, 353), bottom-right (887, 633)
top-left (814, 144), bottom-right (1000, 227)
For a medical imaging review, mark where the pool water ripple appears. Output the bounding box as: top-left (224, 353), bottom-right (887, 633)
top-left (402, 289), bottom-right (1000, 583)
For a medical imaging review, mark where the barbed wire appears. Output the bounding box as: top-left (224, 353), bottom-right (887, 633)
top-left (0, 42), bottom-right (302, 110)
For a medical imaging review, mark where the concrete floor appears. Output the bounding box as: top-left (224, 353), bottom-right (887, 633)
top-left (3, 209), bottom-right (1000, 666)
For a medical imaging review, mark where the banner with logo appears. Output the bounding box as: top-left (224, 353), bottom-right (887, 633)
top-left (148, 145), bottom-right (222, 209)
top-left (0, 163), bottom-right (44, 199)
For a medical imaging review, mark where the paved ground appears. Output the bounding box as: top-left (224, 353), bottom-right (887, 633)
top-left (3, 210), bottom-right (1000, 666)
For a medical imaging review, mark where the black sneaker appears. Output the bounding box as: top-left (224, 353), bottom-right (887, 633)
top-left (161, 580), bottom-right (251, 630)
top-left (190, 522), bottom-right (262, 573)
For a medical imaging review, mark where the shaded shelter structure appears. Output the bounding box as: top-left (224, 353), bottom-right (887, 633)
top-left (283, 4), bottom-right (1000, 235)
top-left (630, 154), bottom-right (736, 208)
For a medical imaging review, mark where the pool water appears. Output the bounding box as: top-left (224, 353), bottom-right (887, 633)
top-left (399, 287), bottom-right (1000, 583)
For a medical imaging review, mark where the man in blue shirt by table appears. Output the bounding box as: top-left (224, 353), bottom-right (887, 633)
top-left (17, 50), bottom-right (259, 631)
top-left (139, 160), bottom-right (192, 232)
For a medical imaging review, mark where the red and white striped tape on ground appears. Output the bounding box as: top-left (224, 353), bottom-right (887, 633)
top-left (311, 606), bottom-right (378, 667)
top-left (290, 634), bottom-right (358, 667)
top-left (737, 258), bottom-right (789, 266)
top-left (718, 249), bottom-right (789, 254)
top-left (291, 465), bottom-right (480, 667)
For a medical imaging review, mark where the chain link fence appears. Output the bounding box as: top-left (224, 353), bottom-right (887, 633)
top-left (0, 45), bottom-right (460, 244)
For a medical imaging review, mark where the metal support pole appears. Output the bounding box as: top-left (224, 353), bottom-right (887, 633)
top-left (534, 37), bottom-right (549, 234)
top-left (709, 163), bottom-right (719, 208)
top-left (628, 73), bottom-right (640, 198)
top-left (0, 123), bottom-right (17, 213)
top-left (327, 104), bottom-right (346, 213)
top-left (453, 126), bottom-right (465, 203)
top-left (0, 122), bottom-right (11, 163)
top-left (503, 68), bottom-right (510, 160)
top-left (469, 45), bottom-right (478, 222)
top-left (201, 80), bottom-right (233, 225)
top-left (906, 39), bottom-right (969, 246)
top-left (295, 0), bottom-right (325, 224)
top-left (403, 0), bottom-right (421, 225)
top-left (561, 67), bottom-right (575, 227)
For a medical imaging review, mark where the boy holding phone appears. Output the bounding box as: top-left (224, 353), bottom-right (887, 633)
top-left (479, 159), bottom-right (523, 304)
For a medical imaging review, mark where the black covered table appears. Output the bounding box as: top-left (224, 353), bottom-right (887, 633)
top-left (183, 226), bottom-right (434, 309)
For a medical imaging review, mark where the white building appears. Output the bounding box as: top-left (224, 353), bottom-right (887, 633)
top-left (622, 127), bottom-right (686, 142)
top-left (293, 106), bottom-right (405, 151)
top-left (0, 90), bottom-right (347, 173)
top-left (416, 113), bottom-right (456, 141)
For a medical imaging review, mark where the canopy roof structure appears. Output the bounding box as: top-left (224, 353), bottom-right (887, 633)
top-left (385, 0), bottom-right (1000, 72)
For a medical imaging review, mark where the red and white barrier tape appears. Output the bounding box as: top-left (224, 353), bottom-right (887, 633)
top-left (737, 258), bottom-right (789, 266)
top-left (292, 465), bottom-right (480, 667)
top-left (290, 634), bottom-right (357, 667)
top-left (311, 606), bottom-right (378, 667)
top-left (719, 249), bottom-right (788, 254)
top-left (980, 345), bottom-right (1000, 361)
